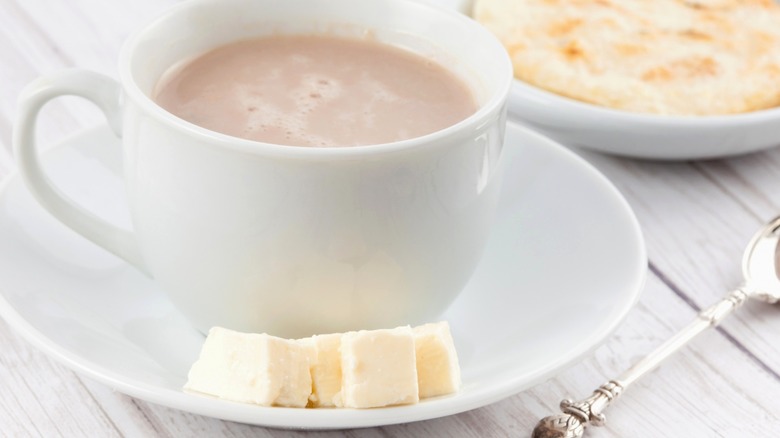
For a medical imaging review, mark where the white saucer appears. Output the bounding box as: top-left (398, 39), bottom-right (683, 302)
top-left (0, 123), bottom-right (646, 429)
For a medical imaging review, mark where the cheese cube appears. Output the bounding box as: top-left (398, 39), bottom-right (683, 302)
top-left (338, 326), bottom-right (419, 408)
top-left (298, 333), bottom-right (342, 407)
top-left (184, 327), bottom-right (312, 407)
top-left (413, 321), bottom-right (461, 398)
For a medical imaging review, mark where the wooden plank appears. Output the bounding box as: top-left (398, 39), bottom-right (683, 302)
top-left (0, 1), bottom-right (92, 152)
top-left (580, 149), bottom-right (780, 378)
top-left (463, 273), bottom-right (780, 437)
top-left (0, 319), bottom-right (122, 437)
top-left (0, 140), bottom-right (11, 177)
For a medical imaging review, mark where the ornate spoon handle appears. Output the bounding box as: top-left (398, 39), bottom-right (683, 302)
top-left (532, 288), bottom-right (749, 438)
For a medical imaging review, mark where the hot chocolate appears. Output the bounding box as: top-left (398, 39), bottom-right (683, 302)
top-left (154, 35), bottom-right (477, 147)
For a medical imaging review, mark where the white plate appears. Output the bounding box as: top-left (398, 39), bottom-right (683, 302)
top-left (0, 123), bottom-right (646, 429)
top-left (424, 0), bottom-right (780, 160)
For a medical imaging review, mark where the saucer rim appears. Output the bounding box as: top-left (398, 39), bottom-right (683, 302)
top-left (0, 122), bottom-right (646, 428)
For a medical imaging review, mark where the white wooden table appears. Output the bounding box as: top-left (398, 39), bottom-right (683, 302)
top-left (2, 1), bottom-right (780, 436)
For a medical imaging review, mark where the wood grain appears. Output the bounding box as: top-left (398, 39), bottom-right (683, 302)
top-left (2, 1), bottom-right (780, 437)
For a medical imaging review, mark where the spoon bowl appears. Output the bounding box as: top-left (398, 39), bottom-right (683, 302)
top-left (742, 216), bottom-right (780, 304)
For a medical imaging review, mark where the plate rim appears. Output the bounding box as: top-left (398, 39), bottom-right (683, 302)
top-left (506, 81), bottom-right (780, 160)
top-left (0, 122), bottom-right (647, 429)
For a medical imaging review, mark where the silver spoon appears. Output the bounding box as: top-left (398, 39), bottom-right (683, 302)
top-left (532, 215), bottom-right (780, 438)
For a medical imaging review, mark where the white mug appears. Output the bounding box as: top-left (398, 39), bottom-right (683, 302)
top-left (14, 0), bottom-right (512, 338)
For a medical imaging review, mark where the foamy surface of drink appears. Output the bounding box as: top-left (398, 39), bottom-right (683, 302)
top-left (153, 35), bottom-right (477, 147)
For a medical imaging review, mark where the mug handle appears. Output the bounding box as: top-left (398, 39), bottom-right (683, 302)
top-left (13, 69), bottom-right (149, 275)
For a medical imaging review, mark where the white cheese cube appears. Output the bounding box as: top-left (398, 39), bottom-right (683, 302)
top-left (184, 327), bottom-right (312, 407)
top-left (338, 326), bottom-right (419, 408)
top-left (298, 333), bottom-right (342, 407)
top-left (413, 321), bottom-right (461, 398)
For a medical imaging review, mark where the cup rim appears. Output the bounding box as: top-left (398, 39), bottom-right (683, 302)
top-left (117, 0), bottom-right (513, 158)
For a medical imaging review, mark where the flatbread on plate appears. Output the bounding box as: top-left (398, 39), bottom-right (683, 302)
top-left (474, 0), bottom-right (780, 115)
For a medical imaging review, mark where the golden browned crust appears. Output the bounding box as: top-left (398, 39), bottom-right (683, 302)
top-left (474, 0), bottom-right (780, 115)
